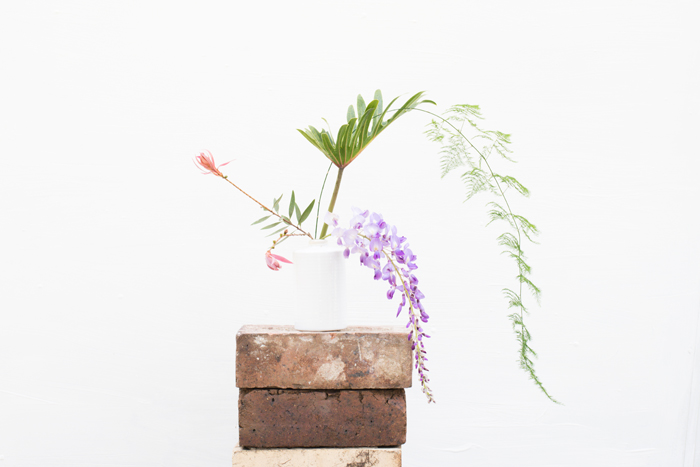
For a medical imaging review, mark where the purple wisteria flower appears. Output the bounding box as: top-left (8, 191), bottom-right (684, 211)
top-left (325, 209), bottom-right (434, 403)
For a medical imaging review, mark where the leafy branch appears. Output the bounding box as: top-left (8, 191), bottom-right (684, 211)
top-left (250, 190), bottom-right (316, 247)
top-left (193, 151), bottom-right (316, 256)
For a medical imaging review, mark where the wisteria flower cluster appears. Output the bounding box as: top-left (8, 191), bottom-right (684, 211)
top-left (325, 209), bottom-right (433, 403)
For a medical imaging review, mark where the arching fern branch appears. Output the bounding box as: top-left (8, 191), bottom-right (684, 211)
top-left (423, 105), bottom-right (560, 404)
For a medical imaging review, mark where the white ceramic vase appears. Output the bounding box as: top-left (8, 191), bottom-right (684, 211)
top-left (293, 239), bottom-right (348, 331)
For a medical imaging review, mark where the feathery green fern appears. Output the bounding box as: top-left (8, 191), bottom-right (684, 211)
top-left (425, 105), bottom-right (559, 403)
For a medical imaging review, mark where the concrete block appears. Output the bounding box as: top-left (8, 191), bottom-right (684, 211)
top-left (236, 325), bottom-right (412, 389)
top-left (238, 388), bottom-right (406, 448)
top-left (232, 445), bottom-right (401, 467)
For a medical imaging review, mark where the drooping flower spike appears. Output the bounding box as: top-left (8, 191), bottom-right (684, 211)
top-left (194, 150), bottom-right (231, 178)
top-left (265, 250), bottom-right (293, 271)
top-left (328, 210), bottom-right (434, 403)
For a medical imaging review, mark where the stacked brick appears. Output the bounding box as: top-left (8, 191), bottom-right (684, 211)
top-left (233, 324), bottom-right (412, 467)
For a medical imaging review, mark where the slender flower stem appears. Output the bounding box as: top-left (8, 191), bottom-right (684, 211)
top-left (221, 176), bottom-right (313, 239)
top-left (319, 167), bottom-right (344, 239)
top-left (315, 162), bottom-right (333, 238)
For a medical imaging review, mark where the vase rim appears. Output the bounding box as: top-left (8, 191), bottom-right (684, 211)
top-left (308, 239), bottom-right (329, 245)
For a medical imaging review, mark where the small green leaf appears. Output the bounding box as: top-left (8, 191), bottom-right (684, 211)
top-left (518, 275), bottom-right (542, 301)
top-left (251, 215), bottom-right (271, 226)
top-left (294, 203), bottom-right (302, 223)
top-left (374, 89), bottom-right (383, 116)
top-left (321, 118), bottom-right (332, 133)
top-left (299, 199), bottom-right (315, 223)
top-left (513, 214), bottom-right (539, 241)
top-left (497, 232), bottom-right (520, 252)
top-left (261, 222), bottom-right (281, 230)
top-left (273, 195), bottom-right (283, 213)
top-left (320, 132), bottom-right (340, 166)
top-left (297, 129), bottom-right (323, 152)
top-left (370, 95), bottom-right (400, 138)
top-left (496, 175), bottom-right (530, 197)
top-left (289, 191), bottom-right (296, 218)
top-left (307, 125), bottom-right (322, 140)
top-left (281, 216), bottom-right (292, 225)
top-left (347, 105), bottom-right (356, 122)
top-left (357, 94), bottom-right (366, 117)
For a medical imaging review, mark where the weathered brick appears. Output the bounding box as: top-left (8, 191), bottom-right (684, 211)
top-left (236, 325), bottom-right (412, 389)
top-left (238, 388), bottom-right (407, 448)
top-left (232, 445), bottom-right (401, 467)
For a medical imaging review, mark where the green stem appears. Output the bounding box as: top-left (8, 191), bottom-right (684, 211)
top-left (315, 162), bottom-right (333, 239)
top-left (319, 166), bottom-right (344, 238)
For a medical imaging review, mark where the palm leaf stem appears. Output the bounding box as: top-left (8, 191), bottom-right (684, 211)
top-left (319, 167), bottom-right (345, 239)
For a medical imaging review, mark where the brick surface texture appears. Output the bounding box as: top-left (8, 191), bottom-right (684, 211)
top-left (236, 325), bottom-right (412, 389)
top-left (232, 445), bottom-right (401, 467)
top-left (238, 388), bottom-right (407, 448)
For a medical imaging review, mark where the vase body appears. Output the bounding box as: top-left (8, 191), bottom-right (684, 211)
top-left (293, 239), bottom-right (347, 331)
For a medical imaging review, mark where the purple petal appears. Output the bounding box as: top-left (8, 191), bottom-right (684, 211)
top-left (365, 223), bottom-right (380, 237)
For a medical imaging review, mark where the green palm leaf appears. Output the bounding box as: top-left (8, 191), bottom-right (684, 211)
top-left (298, 90), bottom-right (435, 168)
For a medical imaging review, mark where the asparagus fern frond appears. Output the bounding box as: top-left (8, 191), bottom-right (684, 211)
top-left (426, 105), bottom-right (559, 404)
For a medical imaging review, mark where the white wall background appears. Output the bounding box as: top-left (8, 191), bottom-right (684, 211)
top-left (1, 1), bottom-right (699, 466)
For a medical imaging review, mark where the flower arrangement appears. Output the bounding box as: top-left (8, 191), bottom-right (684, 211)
top-left (195, 90), bottom-right (556, 404)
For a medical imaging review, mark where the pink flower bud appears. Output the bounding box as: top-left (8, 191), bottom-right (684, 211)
top-left (194, 150), bottom-right (230, 177)
top-left (265, 250), bottom-right (292, 271)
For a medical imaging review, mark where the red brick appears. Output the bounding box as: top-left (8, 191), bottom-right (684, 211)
top-left (238, 389), bottom-right (407, 448)
top-left (236, 325), bottom-right (412, 389)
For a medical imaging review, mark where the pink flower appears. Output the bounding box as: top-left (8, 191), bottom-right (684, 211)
top-left (194, 150), bottom-right (231, 177)
top-left (265, 250), bottom-right (293, 271)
